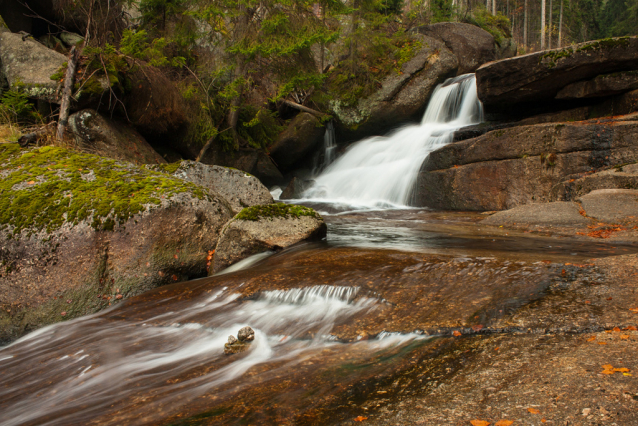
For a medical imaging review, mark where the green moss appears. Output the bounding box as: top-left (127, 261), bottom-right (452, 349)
top-left (0, 144), bottom-right (209, 235)
top-left (148, 160), bottom-right (185, 175)
top-left (575, 36), bottom-right (630, 53)
top-left (49, 63), bottom-right (67, 81)
top-left (75, 75), bottom-right (107, 99)
top-left (540, 47), bottom-right (574, 68)
top-left (235, 203), bottom-right (320, 221)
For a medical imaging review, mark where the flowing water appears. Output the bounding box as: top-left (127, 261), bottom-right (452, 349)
top-left (2, 75), bottom-right (637, 425)
top-left (302, 74), bottom-right (482, 209)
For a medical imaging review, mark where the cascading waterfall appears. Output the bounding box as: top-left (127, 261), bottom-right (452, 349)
top-left (302, 74), bottom-right (483, 209)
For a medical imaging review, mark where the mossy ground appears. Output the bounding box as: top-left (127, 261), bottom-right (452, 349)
top-left (0, 144), bottom-right (208, 236)
top-left (235, 203), bottom-right (320, 221)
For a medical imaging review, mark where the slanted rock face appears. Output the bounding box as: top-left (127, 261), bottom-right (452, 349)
top-left (269, 113), bottom-right (325, 172)
top-left (414, 22), bottom-right (497, 75)
top-left (0, 144), bottom-right (233, 343)
top-left (415, 116), bottom-right (638, 211)
top-left (69, 109), bottom-right (166, 165)
top-left (551, 163), bottom-right (638, 201)
top-left (202, 148), bottom-right (284, 187)
top-left (330, 34), bottom-right (459, 141)
top-left (476, 36), bottom-right (638, 107)
top-left (148, 160), bottom-right (273, 215)
top-left (556, 70), bottom-right (638, 99)
top-left (0, 32), bottom-right (66, 102)
top-left (212, 203), bottom-right (326, 273)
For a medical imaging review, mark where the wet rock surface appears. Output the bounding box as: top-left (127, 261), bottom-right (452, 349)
top-left (269, 113), bottom-right (325, 172)
top-left (0, 210), bottom-right (636, 425)
top-left (280, 177), bottom-right (314, 200)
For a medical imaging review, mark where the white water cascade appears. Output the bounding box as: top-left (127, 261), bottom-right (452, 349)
top-left (302, 74), bottom-right (483, 209)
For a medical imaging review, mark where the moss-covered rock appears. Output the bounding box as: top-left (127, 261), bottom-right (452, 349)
top-left (0, 144), bottom-right (233, 343)
top-left (147, 160), bottom-right (273, 215)
top-left (211, 203), bottom-right (326, 273)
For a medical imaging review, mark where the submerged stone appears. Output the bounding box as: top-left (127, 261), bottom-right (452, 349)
top-left (238, 326), bottom-right (255, 342)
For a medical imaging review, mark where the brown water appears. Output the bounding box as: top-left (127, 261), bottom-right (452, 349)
top-left (0, 210), bottom-right (635, 425)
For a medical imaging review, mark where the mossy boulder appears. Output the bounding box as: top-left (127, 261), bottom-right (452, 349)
top-left (147, 160), bottom-right (273, 215)
top-left (211, 203), bottom-right (326, 273)
top-left (69, 109), bottom-right (166, 165)
top-left (476, 36), bottom-right (638, 109)
top-left (0, 31), bottom-right (66, 102)
top-left (329, 33), bottom-right (458, 141)
top-left (0, 144), bottom-right (233, 343)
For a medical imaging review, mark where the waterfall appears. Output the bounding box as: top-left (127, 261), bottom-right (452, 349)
top-left (312, 120), bottom-right (337, 175)
top-left (302, 74), bottom-right (483, 209)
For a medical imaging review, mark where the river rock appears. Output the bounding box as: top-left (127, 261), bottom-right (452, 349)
top-left (476, 36), bottom-right (638, 108)
top-left (0, 144), bottom-right (233, 343)
top-left (269, 113), bottom-right (325, 172)
top-left (212, 203), bottom-right (326, 273)
top-left (414, 22), bottom-right (497, 75)
top-left (69, 109), bottom-right (166, 165)
top-left (147, 160), bottom-right (273, 215)
top-left (0, 31), bottom-right (66, 102)
top-left (556, 70), bottom-right (638, 99)
top-left (482, 202), bottom-right (590, 227)
top-left (577, 189), bottom-right (638, 224)
top-left (59, 32), bottom-right (84, 48)
top-left (415, 116), bottom-right (638, 211)
top-left (201, 148), bottom-right (284, 187)
top-left (237, 326), bottom-right (255, 342)
top-left (330, 33), bottom-right (458, 141)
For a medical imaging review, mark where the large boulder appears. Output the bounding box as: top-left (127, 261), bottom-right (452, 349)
top-left (476, 36), bottom-right (638, 108)
top-left (329, 34), bottom-right (459, 141)
top-left (415, 116), bottom-right (638, 211)
top-left (68, 109), bottom-right (166, 165)
top-left (0, 32), bottom-right (66, 102)
top-left (147, 160), bottom-right (274, 215)
top-left (211, 203), bottom-right (326, 273)
top-left (269, 113), bottom-right (325, 172)
top-left (0, 144), bottom-right (233, 343)
top-left (414, 22), bottom-right (497, 75)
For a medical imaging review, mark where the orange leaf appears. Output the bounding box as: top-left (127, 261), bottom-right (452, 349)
top-left (625, 325), bottom-right (637, 330)
top-left (527, 408), bottom-right (541, 414)
top-left (613, 367), bottom-right (630, 372)
top-left (354, 416), bottom-right (368, 422)
top-left (587, 336), bottom-right (596, 342)
top-left (495, 421), bottom-right (514, 426)
top-left (27, 180), bottom-right (35, 185)
top-left (602, 370), bottom-right (615, 374)
top-left (613, 327), bottom-right (621, 332)
top-left (453, 330), bottom-right (462, 337)
top-left (470, 421), bottom-right (490, 426)
top-left (598, 342), bottom-right (607, 345)
top-left (621, 334), bottom-right (630, 340)
top-left (602, 364), bottom-right (613, 369)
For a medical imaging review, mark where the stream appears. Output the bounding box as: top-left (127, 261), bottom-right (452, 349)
top-left (1, 210), bottom-right (637, 425)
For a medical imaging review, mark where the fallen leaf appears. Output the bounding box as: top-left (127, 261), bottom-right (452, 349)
top-left (602, 370), bottom-right (615, 375)
top-left (453, 330), bottom-right (462, 337)
top-left (598, 342), bottom-right (607, 345)
top-left (472, 324), bottom-right (484, 332)
top-left (495, 421), bottom-right (514, 426)
top-left (621, 335), bottom-right (630, 340)
top-left (625, 326), bottom-right (637, 331)
top-left (602, 364), bottom-right (613, 369)
top-left (613, 327), bottom-right (621, 332)
top-left (27, 180), bottom-right (35, 185)
top-left (528, 408), bottom-right (541, 414)
top-left (354, 416), bottom-right (368, 422)
top-left (614, 367), bottom-right (630, 372)
top-left (470, 421), bottom-right (490, 426)
top-left (541, 420), bottom-right (547, 423)
top-left (587, 336), bottom-right (596, 342)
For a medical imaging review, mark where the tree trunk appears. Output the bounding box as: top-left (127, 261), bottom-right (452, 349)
top-left (492, 0), bottom-right (496, 14)
top-left (558, 0), bottom-right (563, 47)
top-left (524, 0), bottom-right (528, 48)
top-left (548, 0), bottom-right (553, 49)
top-left (56, 46), bottom-right (78, 141)
top-left (541, 0), bottom-right (546, 50)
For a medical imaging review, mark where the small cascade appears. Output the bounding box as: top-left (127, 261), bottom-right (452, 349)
top-left (259, 285), bottom-right (359, 305)
top-left (302, 74), bottom-right (483, 209)
top-left (312, 120), bottom-right (337, 175)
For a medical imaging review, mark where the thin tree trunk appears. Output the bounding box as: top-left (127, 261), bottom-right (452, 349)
top-left (524, 0), bottom-right (528, 48)
top-left (541, 0), bottom-right (546, 50)
top-left (547, 0), bottom-right (554, 49)
top-left (492, 0), bottom-right (496, 14)
top-left (558, 0), bottom-right (563, 47)
top-left (56, 46), bottom-right (78, 141)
